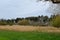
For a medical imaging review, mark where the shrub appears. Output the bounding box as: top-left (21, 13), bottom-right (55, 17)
top-left (7, 21), bottom-right (14, 26)
top-left (7, 22), bottom-right (13, 26)
top-left (0, 21), bottom-right (7, 25)
top-left (18, 20), bottom-right (30, 25)
top-left (51, 16), bottom-right (60, 27)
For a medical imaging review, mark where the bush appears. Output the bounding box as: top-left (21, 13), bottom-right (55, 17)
top-left (18, 20), bottom-right (30, 25)
top-left (0, 21), bottom-right (7, 25)
top-left (7, 22), bottom-right (13, 26)
top-left (51, 16), bottom-right (60, 27)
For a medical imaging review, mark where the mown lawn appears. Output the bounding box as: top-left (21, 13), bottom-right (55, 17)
top-left (0, 30), bottom-right (60, 40)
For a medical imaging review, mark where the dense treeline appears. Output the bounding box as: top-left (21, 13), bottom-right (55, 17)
top-left (0, 15), bottom-right (60, 27)
top-left (0, 15), bottom-right (52, 25)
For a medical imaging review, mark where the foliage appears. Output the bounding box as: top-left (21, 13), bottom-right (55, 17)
top-left (25, 17), bottom-right (39, 21)
top-left (51, 16), bottom-right (60, 27)
top-left (0, 15), bottom-right (50, 26)
top-left (6, 20), bottom-right (14, 26)
top-left (18, 19), bottom-right (30, 25)
top-left (15, 18), bottom-right (24, 23)
top-left (0, 21), bottom-right (7, 25)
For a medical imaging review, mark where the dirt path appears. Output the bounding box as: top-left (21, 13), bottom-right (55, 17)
top-left (0, 25), bottom-right (60, 32)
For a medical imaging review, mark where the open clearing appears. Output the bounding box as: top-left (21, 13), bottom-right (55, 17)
top-left (0, 25), bottom-right (60, 32)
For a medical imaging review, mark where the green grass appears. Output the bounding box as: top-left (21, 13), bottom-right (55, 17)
top-left (0, 30), bottom-right (60, 40)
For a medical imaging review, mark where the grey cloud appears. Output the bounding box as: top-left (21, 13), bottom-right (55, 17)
top-left (0, 0), bottom-right (57, 19)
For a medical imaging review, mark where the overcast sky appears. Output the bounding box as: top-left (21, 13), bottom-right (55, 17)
top-left (0, 0), bottom-right (58, 19)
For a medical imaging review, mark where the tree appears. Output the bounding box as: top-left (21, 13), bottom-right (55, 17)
top-left (37, 0), bottom-right (60, 3)
top-left (43, 16), bottom-right (49, 23)
top-left (15, 18), bottom-right (24, 23)
top-left (18, 19), bottom-right (30, 25)
top-left (51, 15), bottom-right (60, 27)
top-left (25, 17), bottom-right (39, 21)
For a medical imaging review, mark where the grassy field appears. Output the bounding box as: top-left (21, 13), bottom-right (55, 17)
top-left (0, 30), bottom-right (60, 40)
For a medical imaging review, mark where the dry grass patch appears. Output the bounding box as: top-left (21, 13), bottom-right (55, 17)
top-left (0, 25), bottom-right (60, 32)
